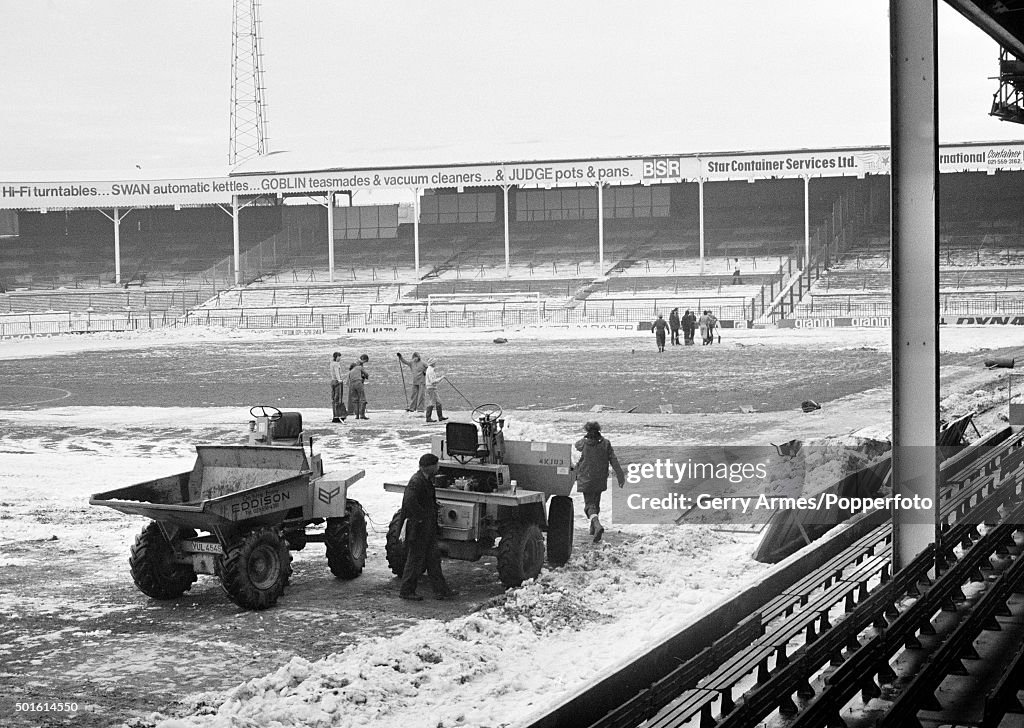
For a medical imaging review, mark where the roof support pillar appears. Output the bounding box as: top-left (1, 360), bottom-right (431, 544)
top-left (217, 195), bottom-right (262, 289)
top-left (232, 195), bottom-right (240, 286)
top-left (597, 182), bottom-right (605, 273)
top-left (890, 0), bottom-right (940, 570)
top-left (114, 207), bottom-right (121, 285)
top-left (698, 179), bottom-right (706, 276)
top-left (803, 176), bottom-right (811, 269)
top-left (97, 207), bottom-right (132, 286)
top-left (325, 192), bottom-right (336, 283)
top-left (412, 187), bottom-right (422, 279)
top-left (503, 185), bottom-right (512, 278)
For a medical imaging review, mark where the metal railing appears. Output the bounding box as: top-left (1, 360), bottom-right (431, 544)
top-left (0, 311), bottom-right (174, 337)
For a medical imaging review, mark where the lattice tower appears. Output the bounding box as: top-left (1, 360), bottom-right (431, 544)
top-left (229, 0), bottom-right (269, 165)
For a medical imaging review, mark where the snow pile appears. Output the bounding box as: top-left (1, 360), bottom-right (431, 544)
top-left (490, 578), bottom-right (612, 633)
top-left (166, 618), bottom-right (535, 728)
top-left (940, 386), bottom-right (1006, 420)
top-left (150, 526), bottom-right (765, 728)
top-left (763, 436), bottom-right (891, 499)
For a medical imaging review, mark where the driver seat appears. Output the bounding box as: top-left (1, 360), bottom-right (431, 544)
top-left (446, 422), bottom-right (488, 463)
top-left (272, 412), bottom-right (304, 445)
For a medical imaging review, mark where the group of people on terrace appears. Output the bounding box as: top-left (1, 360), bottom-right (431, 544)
top-left (652, 308), bottom-right (719, 351)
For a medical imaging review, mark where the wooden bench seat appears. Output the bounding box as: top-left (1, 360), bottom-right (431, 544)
top-left (879, 544), bottom-right (1024, 728)
top-left (983, 638), bottom-right (1024, 728)
top-left (585, 613), bottom-right (762, 728)
top-left (760, 523), bottom-right (892, 624)
top-left (940, 426), bottom-right (1011, 477)
top-left (944, 429), bottom-right (1024, 488)
top-left (647, 553), bottom-right (891, 726)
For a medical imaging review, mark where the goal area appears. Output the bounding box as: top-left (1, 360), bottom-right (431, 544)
top-left (425, 291), bottom-right (543, 328)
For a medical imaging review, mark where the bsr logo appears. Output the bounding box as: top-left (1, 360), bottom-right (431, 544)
top-left (643, 159), bottom-right (681, 178)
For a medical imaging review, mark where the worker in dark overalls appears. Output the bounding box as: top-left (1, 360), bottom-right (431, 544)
top-left (399, 453), bottom-right (457, 601)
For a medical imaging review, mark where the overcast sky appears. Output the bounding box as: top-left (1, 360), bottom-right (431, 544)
top-left (1, 1), bottom-right (1021, 175)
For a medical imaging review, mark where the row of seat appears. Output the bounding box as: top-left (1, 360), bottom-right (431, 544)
top-left (584, 421), bottom-right (1024, 728)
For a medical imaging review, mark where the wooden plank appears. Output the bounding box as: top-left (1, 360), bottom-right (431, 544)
top-left (646, 689), bottom-right (719, 728)
top-left (585, 689), bottom-right (650, 728)
top-left (647, 648), bottom-right (713, 715)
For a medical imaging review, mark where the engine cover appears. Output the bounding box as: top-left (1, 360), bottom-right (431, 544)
top-left (437, 500), bottom-right (480, 541)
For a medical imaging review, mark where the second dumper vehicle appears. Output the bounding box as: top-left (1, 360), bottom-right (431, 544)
top-left (384, 403), bottom-right (576, 587)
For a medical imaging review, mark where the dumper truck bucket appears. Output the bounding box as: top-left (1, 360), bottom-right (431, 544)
top-left (90, 445), bottom-right (313, 532)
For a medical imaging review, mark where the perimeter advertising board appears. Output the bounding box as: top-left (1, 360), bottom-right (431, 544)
top-left (779, 315), bottom-right (1024, 327)
top-left (0, 160), bottom-right (650, 209)
top-left (701, 150), bottom-right (880, 180)
top-left (3, 142), bottom-right (1024, 209)
top-left (0, 177), bottom-right (243, 209)
top-left (239, 159), bottom-right (648, 193)
top-left (699, 142), bottom-right (1024, 181)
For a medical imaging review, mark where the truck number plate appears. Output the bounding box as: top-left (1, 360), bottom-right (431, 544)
top-left (188, 541), bottom-right (223, 555)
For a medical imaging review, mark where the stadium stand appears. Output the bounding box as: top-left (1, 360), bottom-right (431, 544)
top-left (6, 170), bottom-right (1024, 334)
top-left (791, 172), bottom-right (1024, 321)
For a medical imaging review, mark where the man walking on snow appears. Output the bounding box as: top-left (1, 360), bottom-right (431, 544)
top-left (652, 313), bottom-right (669, 352)
top-left (574, 421), bottom-right (625, 543)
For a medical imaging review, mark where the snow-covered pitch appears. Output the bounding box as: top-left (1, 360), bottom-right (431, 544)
top-left (1, 324), bottom-right (1019, 728)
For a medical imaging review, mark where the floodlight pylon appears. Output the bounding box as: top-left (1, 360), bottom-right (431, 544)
top-left (991, 46), bottom-right (1024, 124)
top-left (229, 0), bottom-right (269, 165)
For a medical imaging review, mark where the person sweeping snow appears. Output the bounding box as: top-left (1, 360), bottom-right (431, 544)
top-left (424, 357), bottom-right (448, 423)
top-left (574, 421), bottom-right (625, 543)
top-left (397, 351), bottom-right (427, 412)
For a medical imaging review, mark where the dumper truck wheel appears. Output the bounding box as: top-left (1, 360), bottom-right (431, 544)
top-left (219, 527), bottom-right (291, 610)
top-left (214, 553), bottom-right (291, 588)
top-left (326, 500), bottom-right (368, 579)
top-left (546, 496), bottom-right (574, 566)
top-left (129, 522), bottom-right (197, 600)
top-left (385, 509), bottom-right (407, 577)
top-left (497, 522), bottom-right (545, 587)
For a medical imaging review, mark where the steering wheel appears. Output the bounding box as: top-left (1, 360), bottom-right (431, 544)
top-left (472, 403), bottom-right (503, 423)
top-left (249, 405), bottom-right (283, 421)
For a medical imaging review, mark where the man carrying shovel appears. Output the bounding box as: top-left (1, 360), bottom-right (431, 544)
top-left (397, 352), bottom-right (427, 412)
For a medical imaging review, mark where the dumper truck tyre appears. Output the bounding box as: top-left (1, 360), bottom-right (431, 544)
top-left (214, 553), bottom-right (292, 588)
top-left (385, 509), bottom-right (407, 577)
top-left (219, 527), bottom-right (291, 610)
top-left (326, 500), bottom-right (368, 579)
top-left (546, 495), bottom-right (574, 566)
top-left (497, 521), bottom-right (545, 587)
top-left (129, 522), bottom-right (197, 600)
